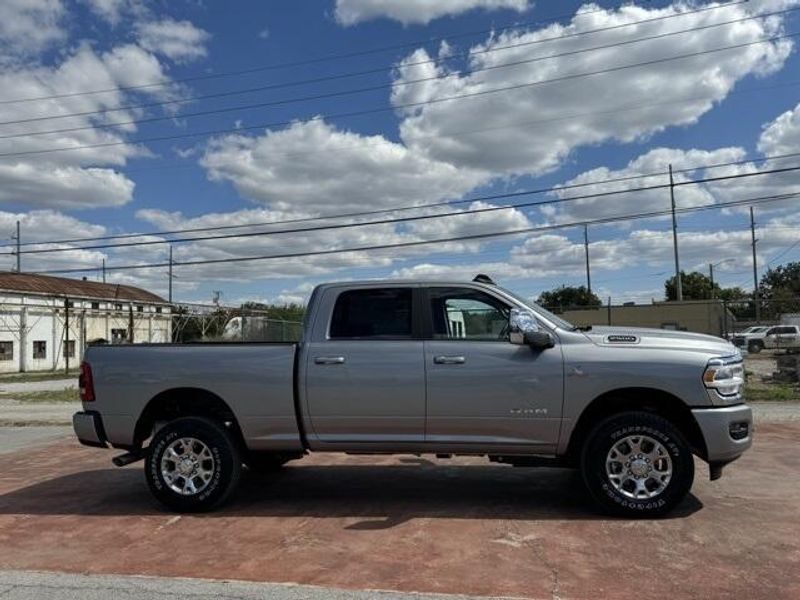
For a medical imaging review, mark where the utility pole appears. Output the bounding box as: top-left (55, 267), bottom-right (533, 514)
top-left (709, 263), bottom-right (715, 299)
top-left (168, 245), bottom-right (173, 304)
top-left (750, 207), bottom-right (760, 323)
top-left (101, 259), bottom-right (106, 283)
top-left (583, 223), bottom-right (591, 295)
top-left (13, 221), bottom-right (20, 273)
top-left (669, 164), bottom-right (682, 301)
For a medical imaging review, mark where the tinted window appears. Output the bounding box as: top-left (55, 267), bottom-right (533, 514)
top-left (330, 288), bottom-right (412, 339)
top-left (429, 288), bottom-right (511, 341)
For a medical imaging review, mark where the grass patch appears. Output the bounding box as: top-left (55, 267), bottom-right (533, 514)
top-left (746, 381), bottom-right (799, 402)
top-left (0, 388), bottom-right (80, 403)
top-left (0, 371), bottom-right (77, 383)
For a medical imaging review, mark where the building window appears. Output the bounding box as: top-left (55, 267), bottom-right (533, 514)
top-left (91, 302), bottom-right (100, 310)
top-left (33, 341), bottom-right (47, 359)
top-left (115, 303), bottom-right (123, 311)
top-left (65, 300), bottom-right (74, 308)
top-left (111, 328), bottom-right (128, 344)
top-left (63, 340), bottom-right (76, 358)
top-left (156, 307), bottom-right (162, 314)
top-left (0, 341), bottom-right (13, 361)
top-left (136, 305), bottom-right (144, 313)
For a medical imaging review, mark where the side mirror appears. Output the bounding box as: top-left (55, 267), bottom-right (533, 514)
top-left (509, 308), bottom-right (554, 349)
top-left (524, 330), bottom-right (556, 349)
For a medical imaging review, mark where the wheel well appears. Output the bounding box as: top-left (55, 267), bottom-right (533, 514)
top-left (134, 388), bottom-right (245, 450)
top-left (565, 388), bottom-right (707, 463)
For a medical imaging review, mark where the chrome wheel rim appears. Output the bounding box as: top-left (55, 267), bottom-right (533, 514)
top-left (160, 437), bottom-right (215, 495)
top-left (605, 434), bottom-right (672, 500)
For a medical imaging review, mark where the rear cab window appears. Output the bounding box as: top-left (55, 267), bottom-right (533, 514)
top-left (329, 288), bottom-right (413, 339)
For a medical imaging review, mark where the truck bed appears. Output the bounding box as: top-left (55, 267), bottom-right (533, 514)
top-left (84, 342), bottom-right (302, 451)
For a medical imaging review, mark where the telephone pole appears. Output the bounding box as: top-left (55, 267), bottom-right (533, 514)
top-left (669, 164), bottom-right (682, 301)
top-left (13, 221), bottom-right (20, 273)
top-left (168, 245), bottom-right (173, 303)
top-left (101, 259), bottom-right (106, 283)
top-left (750, 207), bottom-right (760, 322)
top-left (583, 223), bottom-right (591, 294)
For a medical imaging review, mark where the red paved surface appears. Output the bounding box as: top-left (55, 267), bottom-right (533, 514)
top-left (0, 423), bottom-right (799, 600)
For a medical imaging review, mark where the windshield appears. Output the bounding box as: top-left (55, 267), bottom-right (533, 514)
top-left (499, 286), bottom-right (576, 331)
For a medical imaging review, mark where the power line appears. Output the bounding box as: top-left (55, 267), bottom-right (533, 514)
top-left (0, 1), bottom-right (759, 131)
top-left (31, 190), bottom-right (800, 275)
top-left (6, 148), bottom-right (800, 251)
top-left (1, 31), bottom-right (794, 160)
top-left (0, 1), bottom-right (665, 106)
top-left (114, 78), bottom-right (800, 174)
top-left (9, 163), bottom-right (800, 256)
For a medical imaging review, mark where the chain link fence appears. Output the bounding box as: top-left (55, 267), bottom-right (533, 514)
top-left (171, 303), bottom-right (303, 343)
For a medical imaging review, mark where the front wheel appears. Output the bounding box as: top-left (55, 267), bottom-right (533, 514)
top-left (747, 340), bottom-right (763, 354)
top-left (145, 416), bottom-right (241, 512)
top-left (581, 411), bottom-right (694, 517)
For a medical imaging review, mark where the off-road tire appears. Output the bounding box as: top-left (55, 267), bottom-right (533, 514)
top-left (145, 416), bottom-right (241, 513)
top-left (747, 340), bottom-right (764, 354)
top-left (581, 411), bottom-right (694, 517)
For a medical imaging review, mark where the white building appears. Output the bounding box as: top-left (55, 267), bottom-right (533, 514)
top-left (0, 272), bottom-right (172, 373)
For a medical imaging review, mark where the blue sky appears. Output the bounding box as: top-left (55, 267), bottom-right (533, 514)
top-left (0, 0), bottom-right (798, 306)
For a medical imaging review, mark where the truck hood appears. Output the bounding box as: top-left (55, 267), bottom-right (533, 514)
top-left (581, 326), bottom-right (739, 357)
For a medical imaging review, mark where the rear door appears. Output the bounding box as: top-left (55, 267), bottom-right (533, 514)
top-left (422, 286), bottom-right (564, 450)
top-left (304, 286), bottom-right (426, 444)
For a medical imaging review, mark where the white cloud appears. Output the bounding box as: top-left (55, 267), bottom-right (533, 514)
top-left (81, 0), bottom-right (129, 25)
top-left (0, 42), bottom-right (187, 209)
top-left (0, 164), bottom-right (133, 209)
top-left (546, 147), bottom-right (744, 223)
top-left (335, 0), bottom-right (530, 26)
top-left (0, 0), bottom-right (66, 60)
top-left (137, 18), bottom-right (210, 63)
top-left (758, 102), bottom-right (800, 157)
top-left (393, 1), bottom-right (795, 176)
top-left (201, 119), bottom-right (489, 215)
top-left (392, 221), bottom-right (800, 289)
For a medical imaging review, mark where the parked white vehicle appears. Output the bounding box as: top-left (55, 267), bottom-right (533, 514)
top-left (762, 325), bottom-right (800, 351)
top-left (731, 326), bottom-right (770, 353)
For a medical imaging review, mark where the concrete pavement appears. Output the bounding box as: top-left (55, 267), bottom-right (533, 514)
top-left (0, 570), bottom-right (517, 600)
top-left (0, 427), bottom-right (70, 455)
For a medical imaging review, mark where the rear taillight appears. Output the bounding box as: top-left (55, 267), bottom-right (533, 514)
top-left (79, 361), bottom-right (95, 402)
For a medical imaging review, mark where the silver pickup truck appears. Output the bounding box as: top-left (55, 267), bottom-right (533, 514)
top-left (73, 279), bottom-right (752, 517)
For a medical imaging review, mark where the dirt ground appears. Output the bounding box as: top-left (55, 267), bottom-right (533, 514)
top-left (0, 421), bottom-right (798, 600)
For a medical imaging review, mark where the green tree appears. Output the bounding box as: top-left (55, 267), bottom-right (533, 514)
top-left (665, 271), bottom-right (721, 300)
top-left (537, 285), bottom-right (602, 309)
top-left (241, 302), bottom-right (305, 322)
top-left (759, 261), bottom-right (800, 299)
top-left (758, 261), bottom-right (800, 316)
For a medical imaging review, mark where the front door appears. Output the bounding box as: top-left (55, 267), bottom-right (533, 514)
top-left (423, 286), bottom-right (564, 450)
top-left (304, 286), bottom-right (425, 444)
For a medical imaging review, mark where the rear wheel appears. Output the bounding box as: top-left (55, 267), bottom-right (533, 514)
top-left (145, 416), bottom-right (241, 512)
top-left (580, 411), bottom-right (694, 517)
top-left (748, 340), bottom-right (763, 354)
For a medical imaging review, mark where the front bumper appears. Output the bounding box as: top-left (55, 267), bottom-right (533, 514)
top-left (73, 411), bottom-right (108, 448)
top-left (692, 403), bottom-right (753, 464)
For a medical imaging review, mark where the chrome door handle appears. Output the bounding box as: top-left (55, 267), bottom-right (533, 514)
top-left (314, 356), bottom-right (346, 365)
top-left (433, 355), bottom-right (466, 365)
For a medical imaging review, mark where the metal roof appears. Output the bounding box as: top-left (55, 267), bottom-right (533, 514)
top-left (0, 272), bottom-right (166, 304)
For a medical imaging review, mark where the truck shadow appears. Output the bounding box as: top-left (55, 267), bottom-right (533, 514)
top-left (0, 463), bottom-right (703, 525)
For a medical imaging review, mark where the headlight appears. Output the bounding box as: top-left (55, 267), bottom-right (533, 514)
top-left (703, 358), bottom-right (744, 397)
